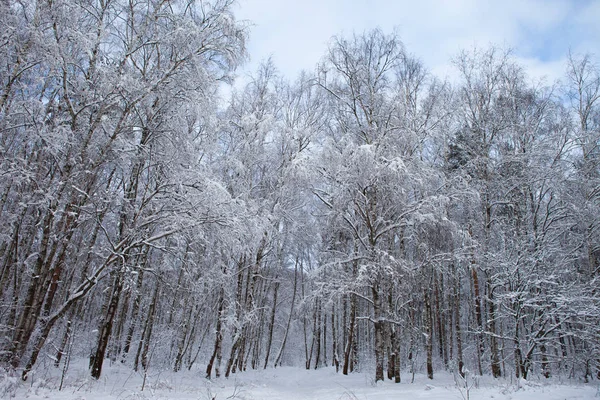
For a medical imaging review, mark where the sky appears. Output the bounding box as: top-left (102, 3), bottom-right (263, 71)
top-left (232, 0), bottom-right (600, 85)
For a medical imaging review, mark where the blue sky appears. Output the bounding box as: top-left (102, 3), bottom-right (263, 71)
top-left (232, 0), bottom-right (600, 84)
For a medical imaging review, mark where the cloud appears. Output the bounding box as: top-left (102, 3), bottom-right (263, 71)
top-left (233, 0), bottom-right (598, 84)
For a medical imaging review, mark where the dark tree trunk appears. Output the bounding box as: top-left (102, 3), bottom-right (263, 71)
top-left (342, 292), bottom-right (357, 375)
top-left (471, 262), bottom-right (484, 376)
top-left (372, 285), bottom-right (385, 382)
top-left (263, 280), bottom-right (279, 369)
top-left (425, 289), bottom-right (433, 380)
top-left (331, 305), bottom-right (339, 372)
top-left (454, 268), bottom-right (464, 378)
top-left (140, 283), bottom-right (159, 372)
top-left (435, 273), bottom-right (448, 368)
top-left (90, 269), bottom-right (124, 379)
top-left (488, 282), bottom-right (501, 378)
top-left (313, 299), bottom-right (322, 369)
top-left (10, 209), bottom-right (54, 368)
top-left (174, 302), bottom-right (194, 372)
top-left (122, 268), bottom-right (145, 361)
top-left (343, 254), bottom-right (359, 375)
top-left (206, 288), bottom-right (225, 379)
top-left (274, 258), bottom-right (298, 367)
top-left (386, 289), bottom-right (397, 382)
top-left (541, 343), bottom-right (550, 378)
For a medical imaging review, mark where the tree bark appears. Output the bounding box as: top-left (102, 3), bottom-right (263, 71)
top-left (122, 268), bottom-right (145, 361)
top-left (372, 284), bottom-right (385, 382)
top-left (487, 282), bottom-right (501, 378)
top-left (206, 289), bottom-right (224, 379)
top-left (263, 280), bottom-right (279, 369)
top-left (90, 269), bottom-right (124, 379)
top-left (140, 283), bottom-right (159, 372)
top-left (274, 258), bottom-right (298, 367)
top-left (331, 305), bottom-right (339, 372)
top-left (471, 260), bottom-right (484, 376)
top-left (454, 266), bottom-right (464, 378)
top-left (313, 299), bottom-right (322, 369)
top-left (343, 292), bottom-right (357, 375)
top-left (424, 288), bottom-right (433, 380)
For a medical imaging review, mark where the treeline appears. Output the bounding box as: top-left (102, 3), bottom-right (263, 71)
top-left (0, 0), bottom-right (599, 384)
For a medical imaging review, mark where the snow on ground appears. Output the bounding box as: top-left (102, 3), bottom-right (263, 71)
top-left (3, 360), bottom-right (598, 399)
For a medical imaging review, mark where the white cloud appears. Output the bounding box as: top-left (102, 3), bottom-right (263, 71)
top-left (572, 0), bottom-right (600, 57)
top-left (514, 56), bottom-right (567, 85)
top-left (233, 0), bottom-right (597, 85)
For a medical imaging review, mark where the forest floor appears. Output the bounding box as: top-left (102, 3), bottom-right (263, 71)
top-left (2, 360), bottom-right (598, 400)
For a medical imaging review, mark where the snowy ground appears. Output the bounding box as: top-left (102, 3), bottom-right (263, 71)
top-left (2, 361), bottom-right (598, 399)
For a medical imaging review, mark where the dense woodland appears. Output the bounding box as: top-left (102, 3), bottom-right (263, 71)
top-left (1, 0), bottom-right (600, 385)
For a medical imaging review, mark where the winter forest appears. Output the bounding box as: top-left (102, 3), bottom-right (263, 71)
top-left (1, 0), bottom-right (600, 397)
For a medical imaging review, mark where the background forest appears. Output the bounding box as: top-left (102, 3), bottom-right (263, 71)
top-left (1, 0), bottom-right (599, 386)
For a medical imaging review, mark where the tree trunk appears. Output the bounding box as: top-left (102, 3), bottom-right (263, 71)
top-left (331, 305), bottom-right (339, 372)
top-left (435, 273), bottom-right (448, 368)
top-left (140, 283), bottom-right (159, 372)
top-left (90, 269), bottom-right (124, 379)
top-left (109, 284), bottom-right (130, 362)
top-left (343, 253), bottom-right (359, 375)
top-left (206, 288), bottom-right (224, 379)
top-left (471, 261), bottom-right (484, 376)
top-left (372, 284), bottom-right (385, 382)
top-left (386, 290), bottom-right (398, 382)
top-left (323, 303), bottom-right (327, 367)
top-left (174, 302), bottom-right (194, 372)
top-left (343, 292), bottom-right (357, 375)
top-left (10, 209), bottom-right (54, 368)
top-left (454, 267), bottom-right (464, 378)
top-left (55, 308), bottom-right (76, 368)
top-left (487, 282), bottom-right (501, 378)
top-left (394, 325), bottom-right (401, 383)
top-left (306, 298), bottom-right (317, 369)
top-left (424, 288), bottom-right (433, 380)
top-left (541, 343), bottom-right (550, 378)
top-left (274, 258), bottom-right (298, 367)
top-left (313, 299), bottom-right (322, 369)
top-left (121, 268), bottom-right (145, 361)
top-left (263, 280), bottom-right (279, 369)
